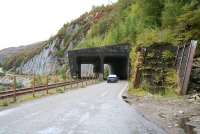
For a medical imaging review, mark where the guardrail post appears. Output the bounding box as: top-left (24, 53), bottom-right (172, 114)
top-left (55, 74), bottom-right (58, 90)
top-left (91, 74), bottom-right (93, 84)
top-left (13, 76), bottom-right (17, 102)
top-left (93, 74), bottom-right (95, 84)
top-left (64, 72), bottom-right (67, 91)
top-left (94, 74), bottom-right (96, 83)
top-left (46, 75), bottom-right (49, 94)
top-left (181, 41), bottom-right (197, 94)
top-left (76, 75), bottom-right (79, 87)
top-left (81, 76), bottom-right (84, 87)
top-left (70, 76), bottom-right (73, 88)
top-left (32, 75), bottom-right (35, 97)
top-left (85, 74), bottom-right (88, 86)
top-left (95, 74), bottom-right (97, 83)
top-left (88, 74), bottom-right (90, 84)
top-left (90, 75), bottom-right (92, 84)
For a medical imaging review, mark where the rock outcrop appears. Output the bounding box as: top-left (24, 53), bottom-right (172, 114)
top-left (188, 57), bottom-right (200, 93)
top-left (16, 6), bottom-right (110, 75)
top-left (17, 38), bottom-right (61, 75)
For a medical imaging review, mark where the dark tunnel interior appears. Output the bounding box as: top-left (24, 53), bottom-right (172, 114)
top-left (104, 56), bottom-right (128, 80)
top-left (77, 56), bottom-right (129, 80)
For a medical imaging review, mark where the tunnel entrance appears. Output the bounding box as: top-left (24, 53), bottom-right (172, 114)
top-left (68, 44), bottom-right (131, 80)
top-left (104, 56), bottom-right (129, 80)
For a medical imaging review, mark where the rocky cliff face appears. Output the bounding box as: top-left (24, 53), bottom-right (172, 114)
top-left (18, 38), bottom-right (61, 75)
top-left (16, 6), bottom-right (111, 75)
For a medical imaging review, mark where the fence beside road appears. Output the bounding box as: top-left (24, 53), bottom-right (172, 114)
top-left (0, 75), bottom-right (98, 102)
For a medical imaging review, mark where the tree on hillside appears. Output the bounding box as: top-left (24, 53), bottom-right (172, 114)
top-left (135, 0), bottom-right (164, 27)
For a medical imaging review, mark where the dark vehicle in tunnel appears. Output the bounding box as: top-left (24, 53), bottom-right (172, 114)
top-left (107, 74), bottom-right (118, 83)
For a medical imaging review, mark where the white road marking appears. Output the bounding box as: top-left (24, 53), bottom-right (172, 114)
top-left (118, 82), bottom-right (128, 99)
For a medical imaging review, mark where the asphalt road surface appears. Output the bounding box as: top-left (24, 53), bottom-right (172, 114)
top-left (0, 81), bottom-right (166, 134)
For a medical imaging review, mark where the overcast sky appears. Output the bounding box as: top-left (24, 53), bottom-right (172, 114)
top-left (0, 0), bottom-right (117, 50)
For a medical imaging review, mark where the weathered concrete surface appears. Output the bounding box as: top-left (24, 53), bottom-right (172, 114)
top-left (68, 44), bottom-right (131, 80)
top-left (0, 82), bottom-right (166, 134)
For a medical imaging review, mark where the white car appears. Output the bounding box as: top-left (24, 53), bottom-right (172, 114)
top-left (107, 74), bottom-right (119, 83)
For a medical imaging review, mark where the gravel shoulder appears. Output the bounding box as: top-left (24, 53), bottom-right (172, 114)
top-left (0, 81), bottom-right (166, 134)
top-left (125, 94), bottom-right (200, 134)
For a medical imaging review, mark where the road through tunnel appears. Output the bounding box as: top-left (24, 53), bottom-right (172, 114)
top-left (104, 56), bottom-right (129, 80)
top-left (68, 44), bottom-right (131, 80)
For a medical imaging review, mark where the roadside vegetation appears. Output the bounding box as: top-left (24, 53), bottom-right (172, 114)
top-left (75, 0), bottom-right (200, 55)
top-left (2, 0), bottom-right (200, 73)
top-left (75, 0), bottom-right (200, 95)
top-left (1, 42), bottom-right (46, 71)
top-left (1, 0), bottom-right (200, 96)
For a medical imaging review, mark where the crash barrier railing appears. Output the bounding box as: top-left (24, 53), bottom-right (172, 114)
top-left (175, 40), bottom-right (197, 95)
top-left (0, 75), bottom-right (98, 101)
top-left (133, 40), bottom-right (198, 95)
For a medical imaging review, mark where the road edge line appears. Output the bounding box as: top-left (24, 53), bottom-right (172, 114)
top-left (118, 82), bottom-right (128, 100)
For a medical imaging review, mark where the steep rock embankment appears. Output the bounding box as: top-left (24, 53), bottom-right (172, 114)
top-left (17, 6), bottom-right (113, 75)
top-left (18, 38), bottom-right (61, 75)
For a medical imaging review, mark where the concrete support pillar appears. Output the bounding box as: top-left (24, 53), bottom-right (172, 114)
top-left (77, 63), bottom-right (81, 78)
top-left (72, 56), bottom-right (78, 78)
top-left (99, 57), bottom-right (104, 81)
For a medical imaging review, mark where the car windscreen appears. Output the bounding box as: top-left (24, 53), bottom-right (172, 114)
top-left (108, 76), bottom-right (117, 78)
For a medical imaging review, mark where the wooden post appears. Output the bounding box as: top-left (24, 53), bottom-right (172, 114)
top-left (81, 75), bottom-right (84, 87)
top-left (13, 76), bottom-right (17, 102)
top-left (46, 75), bottom-right (49, 94)
top-left (64, 72), bottom-right (67, 91)
top-left (91, 74), bottom-right (93, 84)
top-left (88, 74), bottom-right (90, 84)
top-left (90, 74), bottom-right (92, 84)
top-left (32, 75), bottom-right (35, 97)
top-left (93, 74), bottom-right (95, 84)
top-left (85, 73), bottom-right (88, 86)
top-left (133, 50), bottom-right (144, 88)
top-left (88, 74), bottom-right (90, 85)
top-left (55, 74), bottom-right (58, 90)
top-left (89, 74), bottom-right (92, 84)
top-left (181, 41), bottom-right (197, 95)
top-left (94, 74), bottom-right (97, 83)
top-left (77, 74), bottom-right (79, 87)
top-left (70, 76), bottom-right (73, 88)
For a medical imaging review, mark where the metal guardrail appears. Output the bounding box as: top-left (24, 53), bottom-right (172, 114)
top-left (132, 40), bottom-right (198, 95)
top-left (175, 40), bottom-right (197, 95)
top-left (0, 78), bottom-right (97, 100)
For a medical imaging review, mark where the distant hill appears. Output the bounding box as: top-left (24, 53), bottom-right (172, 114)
top-left (2, 0), bottom-right (199, 74)
top-left (0, 41), bottom-right (46, 70)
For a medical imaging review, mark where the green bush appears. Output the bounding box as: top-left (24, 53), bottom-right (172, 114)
top-left (0, 85), bottom-right (5, 91)
top-left (162, 50), bottom-right (175, 60)
top-left (16, 82), bottom-right (23, 89)
top-left (55, 49), bottom-right (65, 57)
top-left (58, 67), bottom-right (69, 80)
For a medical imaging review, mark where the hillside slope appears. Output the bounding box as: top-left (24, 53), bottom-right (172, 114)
top-left (0, 41), bottom-right (45, 70)
top-left (17, 5), bottom-right (114, 75)
top-left (2, 0), bottom-right (200, 76)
